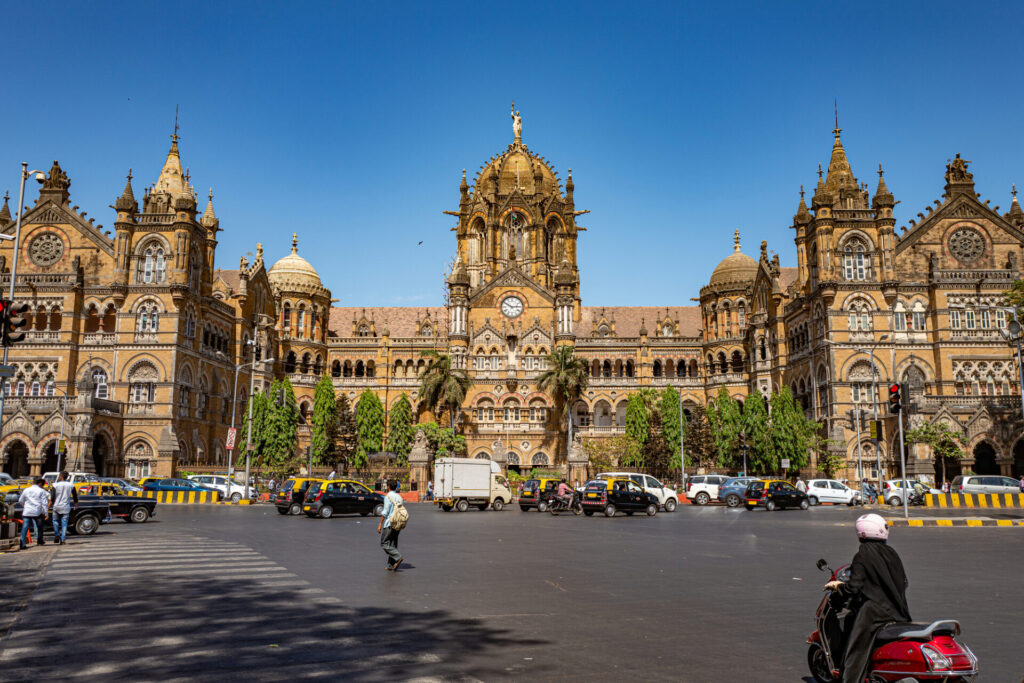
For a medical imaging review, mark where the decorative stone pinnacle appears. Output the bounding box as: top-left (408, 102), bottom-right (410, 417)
top-left (1013, 184), bottom-right (1018, 200)
top-left (878, 163), bottom-right (884, 179)
top-left (208, 187), bottom-right (214, 201)
top-left (817, 164), bottom-right (824, 180)
top-left (733, 229), bottom-right (741, 252)
top-left (799, 184), bottom-right (805, 199)
top-left (291, 232), bottom-right (298, 254)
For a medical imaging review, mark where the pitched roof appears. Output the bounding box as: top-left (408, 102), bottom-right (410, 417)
top-left (329, 306), bottom-right (447, 338)
top-left (214, 269), bottom-right (241, 292)
top-left (778, 267), bottom-right (799, 290)
top-left (579, 306), bottom-right (701, 337)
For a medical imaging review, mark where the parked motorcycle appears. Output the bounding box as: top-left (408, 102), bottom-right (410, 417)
top-left (548, 491), bottom-right (583, 516)
top-left (807, 558), bottom-right (978, 683)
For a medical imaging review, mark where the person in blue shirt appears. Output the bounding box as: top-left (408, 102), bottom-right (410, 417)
top-left (376, 480), bottom-right (404, 571)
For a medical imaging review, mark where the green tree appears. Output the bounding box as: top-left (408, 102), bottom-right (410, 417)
top-left (905, 421), bottom-right (967, 485)
top-left (707, 387), bottom-right (743, 468)
top-left (418, 421), bottom-right (466, 457)
top-left (536, 345), bottom-right (590, 458)
top-left (582, 435), bottom-right (641, 473)
top-left (386, 393), bottom-right (415, 466)
top-left (259, 378), bottom-right (298, 471)
top-left (354, 390), bottom-right (385, 468)
top-left (418, 350), bottom-right (471, 430)
top-left (818, 453), bottom-right (846, 478)
top-left (334, 393), bottom-right (357, 470)
top-left (310, 374), bottom-right (338, 466)
top-left (742, 390), bottom-right (771, 473)
top-left (658, 387), bottom-right (682, 472)
top-left (625, 393), bottom-right (650, 450)
top-left (236, 389), bottom-right (271, 468)
top-left (767, 387), bottom-right (818, 474)
top-left (644, 410), bottom-right (673, 480)
top-left (683, 404), bottom-right (715, 468)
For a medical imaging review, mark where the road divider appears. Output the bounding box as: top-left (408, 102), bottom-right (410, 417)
top-left (888, 517), bottom-right (1024, 527)
top-left (925, 493), bottom-right (1024, 508)
top-left (124, 490), bottom-right (221, 504)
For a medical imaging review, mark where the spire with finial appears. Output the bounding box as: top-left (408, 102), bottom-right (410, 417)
top-left (565, 168), bottom-right (574, 199)
top-left (291, 232), bottom-right (299, 254)
top-left (152, 115), bottom-right (187, 198)
top-left (201, 187), bottom-right (218, 229)
top-left (873, 163), bottom-right (894, 209)
top-left (825, 117), bottom-right (856, 192)
top-left (733, 229), bottom-right (741, 253)
top-left (0, 190), bottom-right (10, 227)
top-left (459, 168), bottom-right (468, 196)
top-left (1007, 183), bottom-right (1024, 226)
top-left (795, 184), bottom-right (811, 224)
top-left (115, 169), bottom-right (138, 213)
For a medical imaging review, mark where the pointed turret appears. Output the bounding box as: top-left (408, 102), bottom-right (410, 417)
top-left (794, 185), bottom-right (811, 224)
top-left (115, 169), bottom-right (138, 213)
top-left (872, 164), bottom-right (894, 210)
top-left (0, 191), bottom-right (10, 229)
top-left (565, 168), bottom-right (574, 201)
top-left (201, 188), bottom-right (219, 230)
top-left (459, 169), bottom-right (468, 199)
top-left (449, 254), bottom-right (470, 285)
top-left (825, 126), bottom-right (856, 193)
top-left (812, 163), bottom-right (831, 210)
top-left (1007, 184), bottom-right (1024, 227)
top-left (153, 134), bottom-right (187, 197)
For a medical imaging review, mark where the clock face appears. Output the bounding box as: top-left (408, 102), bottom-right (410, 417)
top-left (501, 296), bottom-right (524, 319)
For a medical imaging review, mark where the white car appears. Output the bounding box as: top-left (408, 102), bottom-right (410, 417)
top-left (883, 479), bottom-right (941, 506)
top-left (596, 472), bottom-right (679, 511)
top-left (805, 479), bottom-right (861, 506)
top-left (188, 475), bottom-right (256, 503)
top-left (42, 471), bottom-right (100, 485)
top-left (686, 474), bottom-right (730, 505)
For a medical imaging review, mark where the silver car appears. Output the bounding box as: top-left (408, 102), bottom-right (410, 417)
top-left (950, 475), bottom-right (1021, 495)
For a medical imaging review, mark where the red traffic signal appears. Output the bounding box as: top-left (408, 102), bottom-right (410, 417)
top-left (888, 383), bottom-right (902, 414)
top-left (1, 300), bottom-right (30, 346)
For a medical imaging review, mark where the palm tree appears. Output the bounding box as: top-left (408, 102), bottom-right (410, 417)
top-left (418, 350), bottom-right (471, 431)
top-left (537, 345), bottom-right (589, 460)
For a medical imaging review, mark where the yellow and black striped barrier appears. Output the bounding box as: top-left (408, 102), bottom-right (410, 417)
top-left (888, 517), bottom-right (1024, 527)
top-left (925, 493), bottom-right (1024, 508)
top-left (125, 490), bottom-right (223, 504)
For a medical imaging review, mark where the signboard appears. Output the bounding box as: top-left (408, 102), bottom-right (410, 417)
top-left (247, 442), bottom-right (255, 451)
top-left (780, 458), bottom-right (791, 469)
top-left (226, 428), bottom-right (237, 450)
top-left (57, 439), bottom-right (67, 454)
top-left (0, 365), bottom-right (14, 378)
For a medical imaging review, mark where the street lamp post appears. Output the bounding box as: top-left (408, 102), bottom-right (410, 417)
top-left (228, 343), bottom-right (272, 502)
top-left (0, 164), bottom-right (46, 430)
top-left (51, 386), bottom-right (69, 473)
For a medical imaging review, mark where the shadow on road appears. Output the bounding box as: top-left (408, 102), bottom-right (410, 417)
top-left (0, 568), bottom-right (547, 681)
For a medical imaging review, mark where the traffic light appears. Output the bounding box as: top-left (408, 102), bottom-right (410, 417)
top-left (0, 300), bottom-right (29, 346)
top-left (888, 383), bottom-right (902, 415)
top-left (869, 420), bottom-right (882, 440)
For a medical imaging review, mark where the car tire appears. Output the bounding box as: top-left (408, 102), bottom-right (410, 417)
top-left (129, 506), bottom-right (149, 523)
top-left (456, 499), bottom-right (470, 513)
top-left (74, 513), bottom-right (99, 535)
top-left (537, 500), bottom-right (549, 513)
top-left (765, 499), bottom-right (776, 512)
top-left (584, 510), bottom-right (594, 516)
top-left (604, 504), bottom-right (616, 518)
top-left (374, 503), bottom-right (385, 517)
top-left (888, 496), bottom-right (901, 507)
top-left (289, 503), bottom-right (302, 516)
top-left (646, 503), bottom-right (658, 516)
top-left (695, 492), bottom-right (710, 506)
top-left (725, 494), bottom-right (741, 508)
top-left (808, 495), bottom-right (819, 506)
top-left (800, 499), bottom-right (809, 510)
top-left (847, 499), bottom-right (855, 507)
top-left (319, 506), bottom-right (333, 519)
top-left (664, 498), bottom-right (677, 512)
top-left (492, 499), bottom-right (504, 512)
top-left (231, 493), bottom-right (242, 503)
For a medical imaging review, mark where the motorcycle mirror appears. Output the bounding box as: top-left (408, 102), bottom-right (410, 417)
top-left (816, 559), bottom-right (829, 572)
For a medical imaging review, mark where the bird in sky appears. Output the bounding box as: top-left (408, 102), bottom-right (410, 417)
top-left (418, 241), bottom-right (423, 245)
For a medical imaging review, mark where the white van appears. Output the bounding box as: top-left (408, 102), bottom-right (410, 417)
top-left (43, 471), bottom-right (100, 485)
top-left (596, 472), bottom-right (678, 511)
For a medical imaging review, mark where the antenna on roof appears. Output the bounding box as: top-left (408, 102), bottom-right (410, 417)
top-left (172, 104), bottom-right (181, 142)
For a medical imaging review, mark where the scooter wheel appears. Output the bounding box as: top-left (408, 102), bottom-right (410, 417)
top-left (806, 643), bottom-right (837, 683)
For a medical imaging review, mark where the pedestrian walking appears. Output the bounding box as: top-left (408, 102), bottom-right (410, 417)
top-left (268, 477), bottom-right (276, 493)
top-left (395, 479), bottom-right (402, 493)
top-left (50, 471), bottom-right (78, 545)
top-left (1019, 475), bottom-right (1024, 494)
top-left (377, 480), bottom-right (406, 571)
top-left (796, 478), bottom-right (807, 493)
top-left (426, 480), bottom-right (433, 501)
top-left (327, 468), bottom-right (337, 480)
top-left (18, 478), bottom-right (50, 549)
top-left (942, 480), bottom-right (950, 494)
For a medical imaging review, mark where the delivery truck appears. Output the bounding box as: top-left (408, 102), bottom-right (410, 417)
top-left (433, 457), bottom-right (513, 512)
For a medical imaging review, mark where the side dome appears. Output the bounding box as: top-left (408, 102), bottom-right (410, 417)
top-left (709, 231), bottom-right (757, 287)
top-left (268, 233), bottom-right (323, 289)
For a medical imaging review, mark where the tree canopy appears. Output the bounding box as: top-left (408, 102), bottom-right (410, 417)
top-left (707, 387), bottom-right (743, 468)
top-left (354, 390), bottom-right (385, 468)
top-left (418, 350), bottom-right (471, 430)
top-left (310, 374), bottom-right (338, 466)
top-left (906, 421), bottom-right (967, 484)
top-left (386, 393), bottom-right (415, 466)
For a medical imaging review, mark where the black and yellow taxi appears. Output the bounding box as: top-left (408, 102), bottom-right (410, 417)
top-left (275, 477), bottom-right (323, 516)
top-left (744, 479), bottom-right (809, 511)
top-left (74, 482), bottom-right (158, 523)
top-left (518, 477), bottom-right (562, 512)
top-left (581, 478), bottom-right (660, 517)
top-left (303, 479), bottom-right (385, 519)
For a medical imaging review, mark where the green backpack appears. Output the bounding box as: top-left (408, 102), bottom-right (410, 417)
top-left (389, 494), bottom-right (409, 531)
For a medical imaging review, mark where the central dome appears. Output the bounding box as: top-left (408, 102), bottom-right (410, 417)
top-left (268, 233), bottom-right (322, 289)
top-left (709, 232), bottom-right (758, 287)
top-left (475, 143), bottom-right (561, 197)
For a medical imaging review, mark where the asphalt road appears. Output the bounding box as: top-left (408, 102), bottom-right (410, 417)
top-left (1, 502), bottom-right (1020, 681)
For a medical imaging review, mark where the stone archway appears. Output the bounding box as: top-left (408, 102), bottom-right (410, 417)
top-left (4, 440), bottom-right (30, 478)
top-left (92, 433), bottom-right (111, 477)
top-left (41, 441), bottom-right (59, 474)
top-left (972, 441), bottom-right (999, 475)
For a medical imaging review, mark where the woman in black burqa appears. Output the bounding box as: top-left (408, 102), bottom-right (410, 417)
top-left (825, 513), bottom-right (911, 683)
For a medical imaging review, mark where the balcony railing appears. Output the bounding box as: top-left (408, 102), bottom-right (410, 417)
top-left (577, 425), bottom-right (626, 436)
top-left (474, 422), bottom-right (546, 433)
top-left (25, 330), bottom-right (61, 343)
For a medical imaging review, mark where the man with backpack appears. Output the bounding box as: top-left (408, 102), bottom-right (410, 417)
top-left (377, 479), bottom-right (407, 571)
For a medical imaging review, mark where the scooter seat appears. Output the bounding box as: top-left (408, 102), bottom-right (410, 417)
top-left (876, 620), bottom-right (960, 643)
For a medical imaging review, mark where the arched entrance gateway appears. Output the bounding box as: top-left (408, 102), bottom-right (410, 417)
top-left (92, 434), bottom-right (110, 477)
top-left (41, 441), bottom-right (59, 473)
top-left (972, 441), bottom-right (999, 476)
top-left (4, 440), bottom-right (30, 478)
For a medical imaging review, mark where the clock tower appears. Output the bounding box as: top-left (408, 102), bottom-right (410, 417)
top-left (446, 110), bottom-right (584, 466)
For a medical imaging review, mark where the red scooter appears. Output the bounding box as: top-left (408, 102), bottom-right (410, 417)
top-left (807, 558), bottom-right (978, 683)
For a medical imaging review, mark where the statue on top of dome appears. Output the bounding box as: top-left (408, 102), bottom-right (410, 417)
top-left (511, 103), bottom-right (522, 142)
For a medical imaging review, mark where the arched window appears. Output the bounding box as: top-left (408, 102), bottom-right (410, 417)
top-left (297, 306), bottom-right (306, 336)
top-left (284, 351), bottom-right (297, 374)
top-left (355, 360), bottom-right (365, 378)
top-left (300, 353), bottom-right (311, 374)
top-left (625, 360), bottom-right (635, 378)
top-left (357, 324), bottom-right (371, 337)
top-left (332, 360), bottom-right (341, 378)
top-left (718, 352), bottom-right (727, 374)
top-left (343, 360), bottom-right (353, 377)
top-left (653, 360), bottom-right (663, 377)
top-left (602, 360), bottom-right (612, 378)
top-left (843, 238), bottom-right (869, 281)
top-left (731, 351), bottom-right (744, 373)
top-left (92, 368), bottom-right (108, 399)
top-left (129, 362), bottom-right (158, 404)
top-left (49, 307), bottom-right (62, 331)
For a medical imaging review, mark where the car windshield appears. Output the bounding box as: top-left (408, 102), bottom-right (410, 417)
top-left (522, 480), bottom-right (539, 492)
top-left (585, 481), bottom-right (606, 491)
top-left (306, 481), bottom-right (322, 496)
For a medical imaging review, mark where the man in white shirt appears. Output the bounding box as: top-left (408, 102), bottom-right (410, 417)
top-left (50, 471), bottom-right (78, 545)
top-left (18, 478), bottom-right (50, 549)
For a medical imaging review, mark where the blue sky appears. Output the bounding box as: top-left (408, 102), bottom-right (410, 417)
top-left (2, 2), bottom-right (1023, 307)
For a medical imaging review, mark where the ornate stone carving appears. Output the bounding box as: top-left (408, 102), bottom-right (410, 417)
top-left (945, 154), bottom-right (973, 184)
top-left (29, 233), bottom-right (64, 267)
top-left (948, 226), bottom-right (984, 263)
